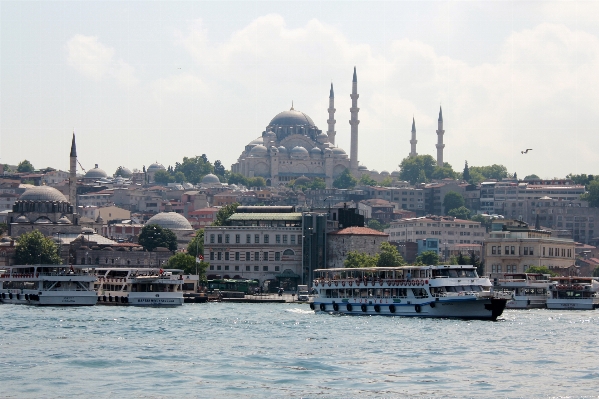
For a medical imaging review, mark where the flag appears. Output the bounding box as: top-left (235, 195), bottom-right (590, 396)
top-left (196, 255), bottom-right (204, 263)
top-left (159, 268), bottom-right (164, 274)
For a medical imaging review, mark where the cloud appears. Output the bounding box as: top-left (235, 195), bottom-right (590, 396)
top-left (66, 34), bottom-right (137, 85)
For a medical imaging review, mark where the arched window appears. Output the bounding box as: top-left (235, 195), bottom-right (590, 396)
top-left (283, 249), bottom-right (294, 256)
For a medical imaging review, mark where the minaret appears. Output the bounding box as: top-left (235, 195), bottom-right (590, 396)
top-left (69, 132), bottom-right (78, 212)
top-left (436, 106), bottom-right (445, 166)
top-left (409, 117), bottom-right (418, 157)
top-left (349, 67), bottom-right (360, 173)
top-left (327, 83), bottom-right (336, 144)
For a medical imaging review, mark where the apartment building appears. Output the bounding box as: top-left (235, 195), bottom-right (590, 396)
top-left (385, 215), bottom-right (486, 246)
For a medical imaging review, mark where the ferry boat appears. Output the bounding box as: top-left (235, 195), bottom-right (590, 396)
top-left (546, 276), bottom-right (599, 310)
top-left (493, 273), bottom-right (552, 309)
top-left (310, 265), bottom-right (508, 320)
top-left (0, 265), bottom-right (97, 306)
top-left (93, 268), bottom-right (184, 306)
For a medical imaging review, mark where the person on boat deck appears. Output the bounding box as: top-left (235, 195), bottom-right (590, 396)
top-left (406, 272), bottom-right (412, 281)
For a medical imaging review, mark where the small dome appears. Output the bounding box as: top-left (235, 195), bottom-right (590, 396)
top-left (249, 145), bottom-right (268, 157)
top-left (202, 174), bottom-right (221, 184)
top-left (324, 148), bottom-right (333, 154)
top-left (290, 146), bottom-right (309, 158)
top-left (277, 146), bottom-right (287, 153)
top-left (391, 171), bottom-right (401, 176)
top-left (358, 165), bottom-right (368, 171)
top-left (19, 186), bottom-right (68, 202)
top-left (310, 147), bottom-right (322, 155)
top-left (294, 175), bottom-right (311, 185)
top-left (381, 171), bottom-right (390, 176)
top-left (332, 147), bottom-right (346, 155)
top-left (370, 170), bottom-right (379, 174)
top-left (316, 132), bottom-right (329, 143)
top-left (34, 217), bottom-right (52, 224)
top-left (249, 137), bottom-right (264, 146)
top-left (148, 162), bottom-right (165, 171)
top-left (268, 109), bottom-right (316, 128)
top-left (57, 216), bottom-right (72, 224)
top-left (146, 212), bottom-right (193, 231)
top-left (264, 131), bottom-right (277, 141)
top-left (15, 215), bottom-right (29, 223)
top-left (116, 166), bottom-right (132, 178)
top-left (85, 164), bottom-right (108, 179)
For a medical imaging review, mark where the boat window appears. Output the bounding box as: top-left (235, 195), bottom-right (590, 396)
top-left (448, 270), bottom-right (458, 278)
top-left (411, 288), bottom-right (428, 298)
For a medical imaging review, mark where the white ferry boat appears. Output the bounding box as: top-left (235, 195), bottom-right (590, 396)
top-left (93, 268), bottom-right (184, 307)
top-left (546, 276), bottom-right (599, 310)
top-left (310, 265), bottom-right (508, 320)
top-left (0, 265), bottom-right (97, 306)
top-left (493, 273), bottom-right (552, 309)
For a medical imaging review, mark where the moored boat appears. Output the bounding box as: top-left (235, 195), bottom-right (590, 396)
top-left (546, 277), bottom-right (599, 310)
top-left (93, 268), bottom-right (184, 306)
top-left (0, 265), bottom-right (97, 306)
top-left (493, 273), bottom-right (552, 309)
top-left (310, 265), bottom-right (508, 320)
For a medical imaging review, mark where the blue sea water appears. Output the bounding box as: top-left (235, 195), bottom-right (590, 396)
top-left (0, 303), bottom-right (598, 398)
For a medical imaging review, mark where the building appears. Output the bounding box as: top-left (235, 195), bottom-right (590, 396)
top-left (484, 219), bottom-right (575, 278)
top-left (327, 226), bottom-right (388, 268)
top-left (145, 212), bottom-right (195, 249)
top-left (385, 215), bottom-right (485, 246)
top-left (187, 207), bottom-right (219, 229)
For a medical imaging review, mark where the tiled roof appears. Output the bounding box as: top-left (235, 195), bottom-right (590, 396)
top-left (329, 226), bottom-right (388, 236)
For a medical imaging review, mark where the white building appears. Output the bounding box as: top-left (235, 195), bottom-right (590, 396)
top-left (385, 215), bottom-right (486, 246)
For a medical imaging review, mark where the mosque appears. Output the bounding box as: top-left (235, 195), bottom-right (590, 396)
top-left (231, 67), bottom-right (399, 188)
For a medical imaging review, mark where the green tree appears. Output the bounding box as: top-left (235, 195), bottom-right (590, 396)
top-left (526, 266), bottom-right (558, 276)
top-left (471, 214), bottom-right (495, 232)
top-left (213, 203), bottom-right (240, 226)
top-left (138, 224), bottom-right (178, 252)
top-left (359, 174), bottom-right (378, 186)
top-left (17, 160), bottom-right (35, 173)
top-left (15, 230), bottom-right (62, 265)
top-left (174, 156), bottom-right (214, 184)
top-left (415, 250), bottom-right (440, 266)
top-left (368, 219), bottom-right (383, 231)
top-left (154, 169), bottom-right (174, 184)
top-left (333, 168), bottom-right (357, 189)
top-left (0, 222), bottom-right (7, 236)
top-left (443, 191), bottom-right (465, 214)
top-left (187, 229), bottom-right (205, 258)
top-left (566, 173), bottom-right (594, 189)
top-left (524, 174), bottom-right (540, 180)
top-left (380, 176), bottom-right (393, 187)
top-left (247, 177), bottom-right (266, 187)
top-left (581, 180), bottom-right (599, 207)
top-left (469, 164), bottom-right (509, 181)
top-left (398, 155), bottom-right (437, 184)
top-left (431, 163), bottom-right (457, 180)
top-left (166, 252), bottom-right (208, 278)
top-left (448, 206), bottom-right (471, 220)
top-left (463, 161), bottom-right (471, 182)
top-left (310, 177), bottom-right (326, 190)
top-left (228, 173), bottom-right (248, 186)
top-left (376, 242), bottom-right (405, 267)
top-left (174, 171), bottom-right (186, 183)
top-left (592, 266), bottom-right (599, 277)
top-left (344, 251), bottom-right (378, 268)
top-left (213, 160), bottom-right (226, 178)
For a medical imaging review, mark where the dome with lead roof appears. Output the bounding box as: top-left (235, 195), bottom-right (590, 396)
top-left (332, 147), bottom-right (346, 156)
top-left (85, 164), bottom-right (108, 179)
top-left (20, 186), bottom-right (68, 202)
top-left (249, 145), bottom-right (268, 157)
top-left (146, 212), bottom-right (193, 231)
top-left (268, 109), bottom-right (316, 128)
top-left (148, 162), bottom-right (165, 171)
top-left (310, 147), bottom-right (322, 155)
top-left (290, 146), bottom-right (309, 158)
top-left (202, 174), bottom-right (221, 184)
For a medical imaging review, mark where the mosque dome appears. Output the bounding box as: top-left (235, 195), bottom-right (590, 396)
top-left (277, 146), bottom-right (287, 153)
top-left (148, 162), bottom-right (165, 171)
top-left (358, 165), bottom-right (368, 171)
top-left (264, 130), bottom-right (277, 142)
top-left (249, 145), bottom-right (268, 157)
top-left (116, 166), bottom-right (132, 178)
top-left (295, 175), bottom-right (311, 185)
top-left (371, 170), bottom-right (379, 174)
top-left (316, 132), bottom-right (329, 143)
top-left (310, 147), bottom-right (322, 155)
top-left (202, 174), bottom-right (221, 184)
top-left (290, 146), bottom-right (309, 159)
top-left (15, 215), bottom-right (30, 223)
top-left (249, 137), bottom-right (264, 146)
top-left (146, 212), bottom-right (193, 231)
top-left (57, 216), bottom-right (72, 224)
top-left (20, 186), bottom-right (68, 202)
top-left (391, 171), bottom-right (401, 177)
top-left (332, 147), bottom-right (347, 156)
top-left (85, 165), bottom-right (108, 179)
top-left (269, 109), bottom-right (316, 128)
top-left (34, 217), bottom-right (52, 224)
top-left (381, 171), bottom-right (390, 176)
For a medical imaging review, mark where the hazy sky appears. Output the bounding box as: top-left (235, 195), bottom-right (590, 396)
top-left (2, 1), bottom-right (599, 179)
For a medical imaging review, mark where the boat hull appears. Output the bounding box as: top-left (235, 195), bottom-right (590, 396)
top-left (546, 299), bottom-right (599, 310)
top-left (506, 296), bottom-right (547, 309)
top-left (0, 290), bottom-right (97, 306)
top-left (96, 292), bottom-right (184, 307)
top-left (313, 297), bottom-right (507, 320)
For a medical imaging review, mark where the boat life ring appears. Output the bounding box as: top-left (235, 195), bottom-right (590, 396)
top-left (389, 304), bottom-right (396, 313)
top-left (310, 303), bottom-right (315, 310)
top-left (346, 303), bottom-right (353, 311)
top-left (425, 280), bottom-right (429, 284)
top-left (319, 303), bottom-right (326, 311)
top-left (361, 304), bottom-right (367, 312)
top-left (333, 303), bottom-right (339, 312)
top-left (9, 293), bottom-right (13, 299)
top-left (334, 281), bottom-right (338, 287)
top-left (1, 293), bottom-right (5, 299)
top-left (16, 294), bottom-right (20, 300)
top-left (379, 280), bottom-right (383, 286)
top-left (109, 295), bottom-right (113, 302)
top-left (124, 297), bottom-right (128, 303)
top-left (356, 280), bottom-right (360, 287)
top-left (349, 281), bottom-right (353, 287)
top-left (430, 302), bottom-right (436, 308)
top-left (415, 304), bottom-right (422, 313)
top-left (102, 295), bottom-right (106, 302)
top-left (25, 294), bottom-right (29, 301)
top-left (374, 304), bottom-right (381, 313)
top-left (341, 281), bottom-right (346, 287)
top-left (328, 281), bottom-right (331, 287)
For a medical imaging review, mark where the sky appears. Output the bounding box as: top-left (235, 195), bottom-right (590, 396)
top-left (1, 1), bottom-right (599, 179)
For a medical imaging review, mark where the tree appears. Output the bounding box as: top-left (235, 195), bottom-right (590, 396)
top-left (333, 168), bottom-right (357, 189)
top-left (471, 214), bottom-right (495, 232)
top-left (567, 173), bottom-right (594, 189)
top-left (0, 222), bottom-right (7, 236)
top-left (398, 155), bottom-right (437, 184)
top-left (359, 174), bottom-right (378, 186)
top-left (415, 250), bottom-right (440, 266)
top-left (581, 180), bottom-right (599, 207)
top-left (15, 230), bottom-right (62, 265)
top-left (213, 203), bottom-right (239, 226)
top-left (138, 224), bottom-right (178, 252)
top-left (463, 161), bottom-right (471, 182)
top-left (167, 252), bottom-right (208, 278)
top-left (344, 251), bottom-right (378, 268)
top-left (592, 266), bottom-right (599, 277)
top-left (448, 206), bottom-right (471, 220)
top-left (174, 156), bottom-right (213, 184)
top-left (524, 174), bottom-right (540, 180)
top-left (187, 229), bottom-right (205, 258)
top-left (228, 173), bottom-right (248, 186)
top-left (247, 177), bottom-right (266, 188)
top-left (376, 242), bottom-right (405, 267)
top-left (213, 160), bottom-right (226, 178)
top-left (469, 164), bottom-right (509, 181)
top-left (17, 160), bottom-right (34, 173)
top-left (380, 176), bottom-right (393, 187)
top-left (174, 171), bottom-right (186, 183)
top-left (154, 169), bottom-right (174, 184)
top-left (526, 266), bottom-right (558, 276)
top-left (443, 191), bottom-right (465, 214)
top-left (431, 163), bottom-right (457, 180)
top-left (368, 219), bottom-right (384, 232)
top-left (310, 177), bottom-right (326, 190)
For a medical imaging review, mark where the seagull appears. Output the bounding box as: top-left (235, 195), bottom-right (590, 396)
top-left (521, 149), bottom-right (533, 154)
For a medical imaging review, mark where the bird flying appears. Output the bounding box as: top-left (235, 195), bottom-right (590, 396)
top-left (521, 149), bottom-right (533, 154)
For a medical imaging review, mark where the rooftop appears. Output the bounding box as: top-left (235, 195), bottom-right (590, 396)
top-left (329, 226), bottom-right (388, 236)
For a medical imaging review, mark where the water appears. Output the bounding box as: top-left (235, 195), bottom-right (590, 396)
top-left (0, 303), bottom-right (598, 398)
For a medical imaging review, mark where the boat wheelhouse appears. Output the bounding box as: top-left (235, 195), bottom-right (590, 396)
top-left (93, 268), bottom-right (184, 306)
top-left (493, 273), bottom-right (552, 309)
top-left (0, 265), bottom-right (97, 306)
top-left (546, 276), bottom-right (599, 310)
top-left (309, 265), bottom-right (508, 320)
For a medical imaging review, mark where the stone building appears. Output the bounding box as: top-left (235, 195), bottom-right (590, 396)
top-left (327, 226), bottom-right (389, 268)
top-left (385, 215), bottom-right (485, 246)
top-left (145, 212), bottom-right (195, 249)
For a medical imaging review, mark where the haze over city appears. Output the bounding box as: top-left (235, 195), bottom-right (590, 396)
top-left (2, 1), bottom-right (598, 178)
